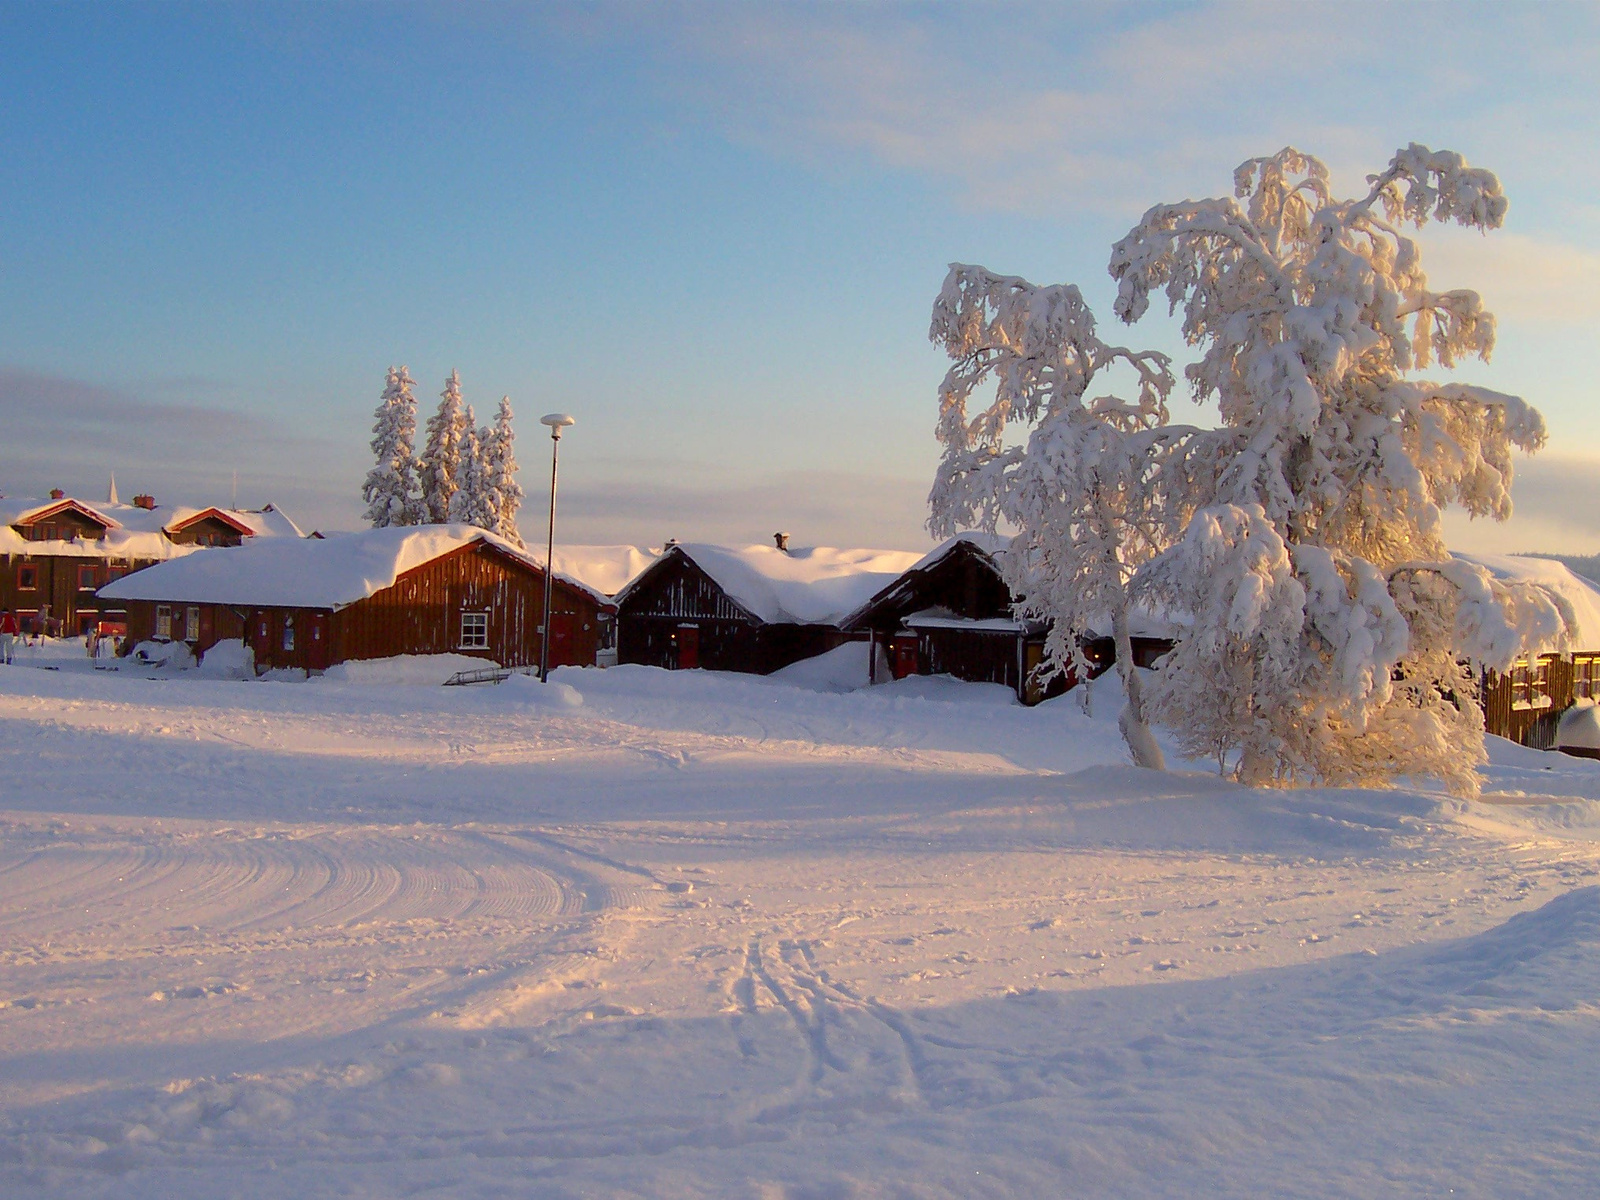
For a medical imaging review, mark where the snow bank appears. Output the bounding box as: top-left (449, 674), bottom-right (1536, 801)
top-left (132, 639), bottom-right (195, 670)
top-left (1558, 699), bottom-right (1600, 751)
top-left (765, 640), bottom-right (887, 694)
top-left (322, 653), bottom-right (502, 687)
top-left (196, 638), bottom-right (253, 679)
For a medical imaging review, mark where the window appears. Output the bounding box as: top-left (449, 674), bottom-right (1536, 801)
top-left (17, 563), bottom-right (36, 591)
top-left (77, 565), bottom-right (97, 591)
top-left (282, 615), bottom-right (295, 652)
top-left (186, 606), bottom-right (200, 642)
top-left (459, 611), bottom-right (489, 650)
top-left (156, 605), bottom-right (172, 640)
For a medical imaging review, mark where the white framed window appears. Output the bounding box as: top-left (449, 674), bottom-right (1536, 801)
top-left (459, 611), bottom-right (489, 650)
top-left (186, 606), bottom-right (200, 641)
top-left (156, 605), bottom-right (172, 640)
top-left (282, 614), bottom-right (295, 652)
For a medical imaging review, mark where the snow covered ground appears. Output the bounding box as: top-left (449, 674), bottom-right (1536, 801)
top-left (2, 642), bottom-right (1600, 1197)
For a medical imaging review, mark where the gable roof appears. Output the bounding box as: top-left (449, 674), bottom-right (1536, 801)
top-left (97, 524), bottom-right (609, 611)
top-left (164, 506), bottom-right (258, 537)
top-left (0, 494), bottom-right (304, 560)
top-left (2, 497), bottom-right (120, 530)
top-left (620, 542), bottom-right (926, 626)
top-left (839, 532), bottom-right (1011, 630)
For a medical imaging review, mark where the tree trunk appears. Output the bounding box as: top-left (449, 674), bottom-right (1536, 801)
top-left (1112, 605), bottom-right (1165, 771)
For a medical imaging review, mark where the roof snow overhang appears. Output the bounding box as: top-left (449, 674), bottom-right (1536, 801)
top-left (12, 498), bottom-right (119, 531)
top-left (164, 507), bottom-right (257, 537)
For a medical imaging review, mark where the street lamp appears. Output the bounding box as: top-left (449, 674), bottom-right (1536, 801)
top-left (538, 413), bottom-right (575, 682)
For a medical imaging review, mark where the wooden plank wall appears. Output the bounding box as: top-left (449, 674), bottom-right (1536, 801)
top-left (1480, 652), bottom-right (1600, 748)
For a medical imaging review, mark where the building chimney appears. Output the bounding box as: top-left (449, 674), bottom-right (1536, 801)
top-left (49, 488), bottom-right (64, 500)
top-left (132, 494), bottom-right (156, 510)
top-left (774, 531), bottom-right (790, 553)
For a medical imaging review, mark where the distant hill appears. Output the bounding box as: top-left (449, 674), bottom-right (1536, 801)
top-left (1518, 554), bottom-right (1600, 587)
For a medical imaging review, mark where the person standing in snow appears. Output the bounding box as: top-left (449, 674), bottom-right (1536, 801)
top-left (0, 609), bottom-right (16, 664)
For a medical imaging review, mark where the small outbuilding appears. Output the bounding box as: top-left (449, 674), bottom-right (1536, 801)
top-left (615, 538), bottom-right (923, 674)
top-left (97, 525), bottom-right (614, 673)
top-left (841, 533), bottom-right (1175, 704)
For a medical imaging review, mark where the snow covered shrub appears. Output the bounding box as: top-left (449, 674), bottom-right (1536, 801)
top-left (932, 143), bottom-right (1564, 793)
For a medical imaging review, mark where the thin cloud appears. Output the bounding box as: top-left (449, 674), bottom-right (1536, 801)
top-left (0, 366), bottom-right (359, 524)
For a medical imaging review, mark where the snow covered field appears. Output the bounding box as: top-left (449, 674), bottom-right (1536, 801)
top-left (3, 645), bottom-right (1600, 1197)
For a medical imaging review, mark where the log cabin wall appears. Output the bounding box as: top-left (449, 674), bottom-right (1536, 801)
top-left (167, 514), bottom-right (249, 547)
top-left (616, 548), bottom-right (834, 674)
top-left (330, 541), bottom-right (603, 670)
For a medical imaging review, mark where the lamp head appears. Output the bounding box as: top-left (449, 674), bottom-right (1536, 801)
top-left (540, 412), bottom-right (575, 441)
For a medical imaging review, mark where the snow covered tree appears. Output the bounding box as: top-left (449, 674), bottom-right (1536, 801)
top-left (928, 265), bottom-right (1225, 769)
top-left (1108, 143), bottom-right (1560, 791)
top-left (419, 370), bottom-right (471, 524)
top-left (482, 395), bottom-right (525, 546)
top-left (931, 143), bottom-right (1567, 794)
top-left (447, 407), bottom-right (496, 530)
top-left (362, 366), bottom-right (425, 528)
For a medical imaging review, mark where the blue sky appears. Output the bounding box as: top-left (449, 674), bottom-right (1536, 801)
top-left (1, 2), bottom-right (1596, 552)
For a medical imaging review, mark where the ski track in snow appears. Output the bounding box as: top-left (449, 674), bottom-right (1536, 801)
top-left (1, 652), bottom-right (1599, 1196)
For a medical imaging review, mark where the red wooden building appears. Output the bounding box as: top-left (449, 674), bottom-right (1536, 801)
top-left (97, 525), bottom-right (614, 673)
top-left (0, 492), bottom-right (301, 637)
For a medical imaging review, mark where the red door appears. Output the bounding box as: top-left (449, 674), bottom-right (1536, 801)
top-left (674, 623), bottom-right (700, 670)
top-left (890, 632), bottom-right (920, 679)
top-left (251, 611), bottom-right (272, 670)
top-left (548, 612), bottom-right (578, 667)
top-left (307, 612), bottom-right (330, 671)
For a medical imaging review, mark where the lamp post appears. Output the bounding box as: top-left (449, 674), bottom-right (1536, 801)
top-left (538, 413), bottom-right (575, 682)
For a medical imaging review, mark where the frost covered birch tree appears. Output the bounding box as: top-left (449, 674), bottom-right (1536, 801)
top-left (932, 143), bottom-right (1566, 794)
top-left (483, 396), bottom-right (524, 546)
top-left (928, 268), bottom-right (1223, 769)
top-left (420, 370), bottom-right (471, 524)
top-left (362, 366), bottom-right (425, 528)
top-left (1109, 144), bottom-right (1564, 791)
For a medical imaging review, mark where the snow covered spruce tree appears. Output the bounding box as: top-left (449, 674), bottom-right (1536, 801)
top-left (483, 395), bottom-right (525, 546)
top-left (362, 366), bottom-right (425, 527)
top-left (933, 144), bottom-right (1566, 793)
top-left (447, 408), bottom-right (496, 530)
top-left (419, 370), bottom-right (471, 524)
top-left (1107, 144), bottom-right (1567, 791)
top-left (929, 267), bottom-right (1225, 769)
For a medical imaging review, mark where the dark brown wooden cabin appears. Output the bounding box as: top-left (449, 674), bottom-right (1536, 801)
top-left (165, 508), bottom-right (256, 548)
top-left (1480, 651), bottom-right (1600, 749)
top-left (615, 545), bottom-right (836, 674)
top-left (842, 535), bottom-right (1172, 705)
top-left (117, 538), bottom-right (614, 674)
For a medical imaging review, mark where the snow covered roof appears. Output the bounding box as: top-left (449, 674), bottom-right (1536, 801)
top-left (98, 524), bottom-right (607, 611)
top-left (533, 544), bottom-right (661, 598)
top-left (1456, 553), bottom-right (1600, 648)
top-left (0, 495), bottom-right (303, 560)
top-left (836, 532), bottom-right (1012, 630)
top-left (625, 542), bottom-right (926, 626)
